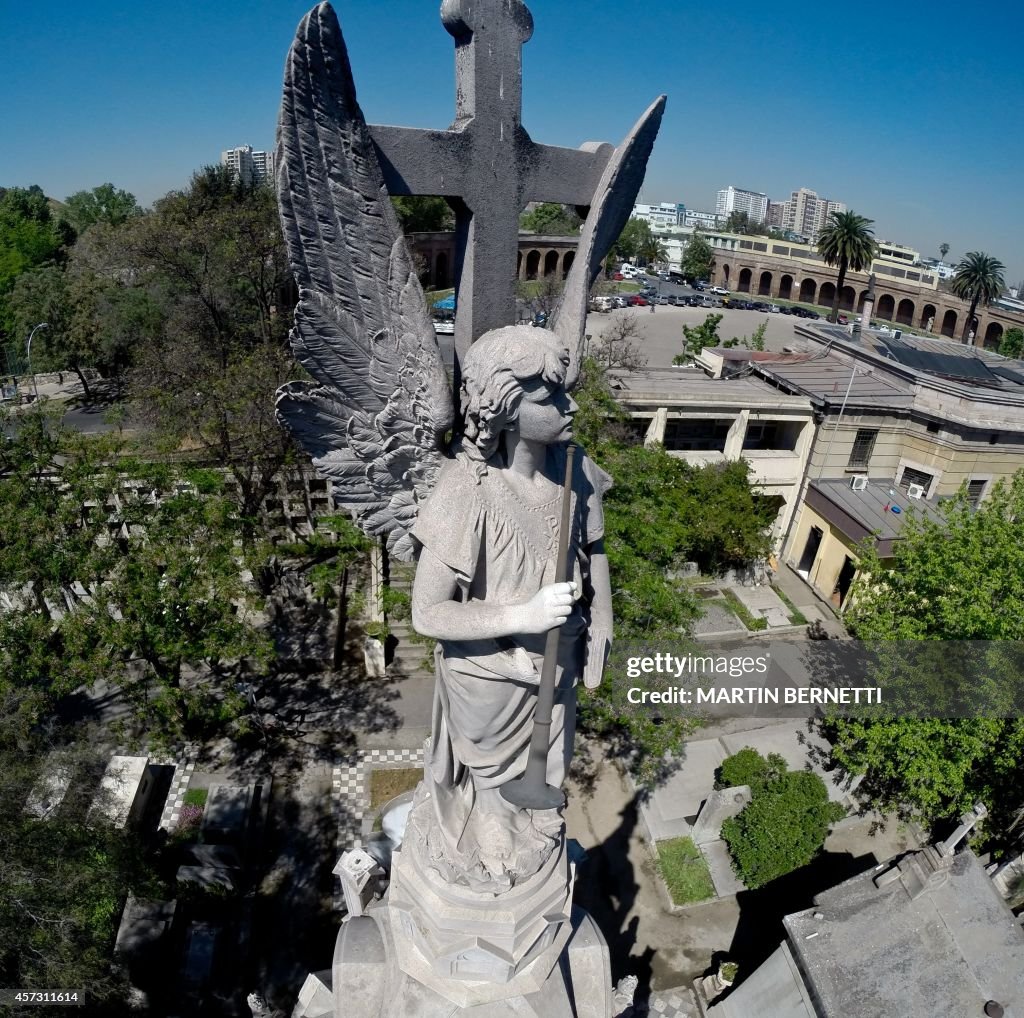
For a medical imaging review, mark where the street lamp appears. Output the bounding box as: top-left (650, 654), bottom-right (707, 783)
top-left (25, 322), bottom-right (48, 402)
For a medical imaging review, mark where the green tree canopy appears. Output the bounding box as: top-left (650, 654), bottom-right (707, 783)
top-left (998, 326), bottom-right (1024, 359)
top-left (722, 768), bottom-right (846, 888)
top-left (950, 251), bottom-right (1005, 342)
top-left (519, 202), bottom-right (581, 236)
top-left (391, 196), bottom-right (454, 233)
top-left (826, 471), bottom-right (1024, 849)
top-left (610, 218), bottom-right (654, 266)
top-left (62, 183), bottom-right (142, 233)
top-left (680, 232), bottom-right (714, 282)
top-left (817, 210), bottom-right (878, 323)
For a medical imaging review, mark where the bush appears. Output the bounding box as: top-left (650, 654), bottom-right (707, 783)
top-left (721, 770), bottom-right (847, 889)
top-left (716, 747), bottom-right (786, 792)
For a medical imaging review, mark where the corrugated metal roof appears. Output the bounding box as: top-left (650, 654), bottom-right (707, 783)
top-left (810, 478), bottom-right (947, 541)
top-left (754, 356), bottom-right (915, 408)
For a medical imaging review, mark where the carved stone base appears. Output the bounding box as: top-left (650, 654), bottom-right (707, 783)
top-left (386, 806), bottom-right (575, 998)
top-left (292, 904), bottom-right (612, 1018)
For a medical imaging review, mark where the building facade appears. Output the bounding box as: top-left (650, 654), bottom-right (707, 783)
top-left (220, 145), bottom-right (276, 187)
top-left (716, 186), bottom-right (769, 223)
top-left (778, 188), bottom-right (846, 243)
top-left (630, 202), bottom-right (685, 228)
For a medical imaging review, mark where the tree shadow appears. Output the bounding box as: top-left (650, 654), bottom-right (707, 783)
top-left (727, 849), bottom-right (881, 976)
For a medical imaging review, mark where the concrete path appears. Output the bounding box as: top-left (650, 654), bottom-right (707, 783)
top-left (770, 563), bottom-right (847, 638)
top-left (728, 584), bottom-right (792, 628)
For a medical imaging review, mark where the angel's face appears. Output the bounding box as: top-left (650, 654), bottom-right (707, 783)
top-left (515, 375), bottom-right (577, 444)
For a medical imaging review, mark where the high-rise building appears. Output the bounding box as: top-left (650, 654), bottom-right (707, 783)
top-left (780, 188), bottom-right (846, 242)
top-left (766, 200), bottom-right (786, 229)
top-left (715, 185), bottom-right (769, 223)
top-left (221, 145), bottom-right (276, 187)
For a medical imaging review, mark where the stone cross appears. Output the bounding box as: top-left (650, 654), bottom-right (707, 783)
top-left (368, 0), bottom-right (614, 359)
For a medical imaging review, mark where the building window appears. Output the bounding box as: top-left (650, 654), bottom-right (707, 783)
top-left (966, 479), bottom-right (986, 507)
top-left (848, 429), bottom-right (878, 469)
top-left (899, 466), bottom-right (934, 493)
top-left (926, 421), bottom-right (939, 434)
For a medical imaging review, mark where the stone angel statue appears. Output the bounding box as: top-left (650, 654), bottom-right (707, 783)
top-left (275, 4), bottom-right (663, 894)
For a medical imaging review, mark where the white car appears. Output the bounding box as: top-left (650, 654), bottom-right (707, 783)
top-left (433, 319), bottom-right (455, 335)
top-left (710, 286), bottom-right (730, 296)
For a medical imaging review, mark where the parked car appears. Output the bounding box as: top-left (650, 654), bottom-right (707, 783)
top-left (656, 295), bottom-right (669, 305)
top-left (627, 295), bottom-right (649, 307)
top-left (692, 280), bottom-right (706, 291)
top-left (686, 295), bottom-right (702, 307)
top-left (767, 304), bottom-right (782, 313)
top-left (614, 295), bottom-right (629, 308)
top-left (710, 286), bottom-right (730, 296)
top-left (612, 272), bottom-right (624, 281)
top-left (590, 296), bottom-right (615, 313)
top-left (838, 313), bottom-right (849, 325)
top-left (433, 317), bottom-right (455, 335)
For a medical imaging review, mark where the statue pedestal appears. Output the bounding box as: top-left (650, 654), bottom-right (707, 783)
top-left (300, 903), bottom-right (612, 1018)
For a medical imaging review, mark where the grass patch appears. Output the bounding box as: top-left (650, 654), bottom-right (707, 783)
top-left (369, 767), bottom-right (422, 810)
top-left (720, 589), bottom-right (768, 631)
top-left (771, 586), bottom-right (808, 626)
top-left (656, 837), bottom-right (715, 905)
top-left (183, 787), bottom-right (208, 807)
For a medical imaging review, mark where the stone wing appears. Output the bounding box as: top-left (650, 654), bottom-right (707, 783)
top-left (275, 2), bottom-right (454, 560)
top-left (551, 95), bottom-right (666, 389)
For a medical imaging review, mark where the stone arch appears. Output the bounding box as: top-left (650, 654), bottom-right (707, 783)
top-left (517, 251), bottom-right (523, 279)
top-left (819, 281), bottom-right (836, 307)
top-left (561, 250), bottom-right (575, 279)
top-left (543, 250), bottom-right (559, 278)
top-left (877, 294), bottom-right (895, 320)
top-left (525, 249), bottom-right (541, 280)
top-left (941, 309), bottom-right (958, 337)
top-left (896, 298), bottom-right (915, 326)
top-left (758, 270), bottom-right (773, 296)
top-left (434, 251), bottom-right (449, 289)
top-left (738, 267), bottom-right (753, 293)
top-left (840, 285), bottom-right (856, 311)
top-left (722, 263), bottom-right (731, 285)
top-left (799, 278), bottom-right (817, 303)
top-left (984, 321), bottom-right (1004, 350)
top-left (779, 274), bottom-right (794, 300)
top-left (919, 303), bottom-right (937, 330)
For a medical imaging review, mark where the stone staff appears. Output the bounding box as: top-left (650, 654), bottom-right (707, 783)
top-left (501, 442), bottom-right (577, 812)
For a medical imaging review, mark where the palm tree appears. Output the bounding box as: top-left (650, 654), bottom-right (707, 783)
top-left (817, 211), bottom-right (879, 323)
top-left (950, 251), bottom-right (1005, 343)
top-left (939, 242), bottom-right (950, 262)
top-left (639, 236), bottom-right (668, 269)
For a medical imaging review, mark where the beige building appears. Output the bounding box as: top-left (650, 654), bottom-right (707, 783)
top-left (608, 368), bottom-right (816, 548)
top-left (701, 324), bottom-right (1024, 607)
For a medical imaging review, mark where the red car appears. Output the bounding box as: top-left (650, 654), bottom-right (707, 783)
top-left (627, 295), bottom-right (648, 307)
top-left (612, 272), bottom-right (624, 280)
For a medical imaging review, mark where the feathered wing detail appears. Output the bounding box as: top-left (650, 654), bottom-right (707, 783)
top-left (551, 96), bottom-right (667, 390)
top-left (275, 2), bottom-right (453, 561)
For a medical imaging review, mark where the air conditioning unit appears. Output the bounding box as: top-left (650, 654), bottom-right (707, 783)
top-left (850, 475), bottom-right (868, 491)
top-left (907, 483), bottom-right (926, 500)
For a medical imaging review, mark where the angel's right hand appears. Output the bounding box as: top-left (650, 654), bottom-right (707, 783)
top-left (518, 582), bottom-right (577, 634)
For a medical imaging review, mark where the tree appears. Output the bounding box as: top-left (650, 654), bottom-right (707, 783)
top-left (680, 232), bottom-right (714, 282)
top-left (724, 210), bottom-right (754, 235)
top-left (104, 167), bottom-right (297, 536)
top-left (0, 186), bottom-right (73, 346)
top-left (817, 210), bottom-right (878, 324)
top-left (939, 242), bottom-right (950, 261)
top-left (716, 747), bottom-right (786, 792)
top-left (519, 202), bottom-right (581, 236)
top-left (391, 196), bottom-right (453, 233)
top-left (638, 235), bottom-right (668, 268)
top-left (610, 218), bottom-right (654, 267)
top-left (721, 767), bottom-right (846, 888)
top-left (950, 251), bottom-right (1005, 343)
top-left (591, 314), bottom-right (648, 371)
top-left (0, 410), bottom-right (272, 741)
top-left (62, 183), bottom-right (142, 233)
top-left (675, 312), bottom-right (723, 361)
top-left (998, 326), bottom-right (1024, 359)
top-left (825, 471), bottom-right (1024, 849)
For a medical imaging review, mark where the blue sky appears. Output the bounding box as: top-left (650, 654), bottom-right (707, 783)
top-left (3, 0), bottom-right (1021, 284)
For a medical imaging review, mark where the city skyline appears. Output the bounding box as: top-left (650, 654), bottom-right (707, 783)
top-left (3, 0), bottom-right (1022, 284)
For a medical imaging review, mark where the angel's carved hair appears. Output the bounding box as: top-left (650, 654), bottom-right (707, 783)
top-left (460, 326), bottom-right (570, 473)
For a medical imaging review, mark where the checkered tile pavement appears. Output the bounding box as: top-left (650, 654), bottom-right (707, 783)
top-left (154, 746), bottom-right (198, 832)
top-left (641, 987), bottom-right (698, 1017)
top-left (332, 745), bottom-right (425, 854)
